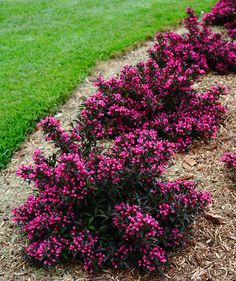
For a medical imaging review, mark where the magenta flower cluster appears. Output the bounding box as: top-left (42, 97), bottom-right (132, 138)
top-left (13, 7), bottom-right (230, 274)
top-left (203, 0), bottom-right (236, 39)
top-left (221, 152), bottom-right (236, 182)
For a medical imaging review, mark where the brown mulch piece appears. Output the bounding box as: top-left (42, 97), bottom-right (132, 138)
top-left (0, 31), bottom-right (236, 280)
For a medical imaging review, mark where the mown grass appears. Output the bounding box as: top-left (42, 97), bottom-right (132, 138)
top-left (0, 0), bottom-right (217, 168)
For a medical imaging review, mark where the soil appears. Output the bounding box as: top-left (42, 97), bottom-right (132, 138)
top-left (0, 31), bottom-right (235, 281)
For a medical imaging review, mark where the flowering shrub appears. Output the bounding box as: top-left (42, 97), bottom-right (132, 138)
top-left (13, 118), bottom-right (212, 272)
top-left (78, 53), bottom-right (205, 143)
top-left (149, 9), bottom-right (236, 75)
top-left (203, 0), bottom-right (235, 25)
top-left (79, 70), bottom-right (227, 150)
top-left (203, 0), bottom-right (236, 39)
top-left (184, 8), bottom-right (236, 74)
top-left (221, 152), bottom-right (236, 182)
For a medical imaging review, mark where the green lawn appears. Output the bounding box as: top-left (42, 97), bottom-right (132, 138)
top-left (0, 0), bottom-right (216, 168)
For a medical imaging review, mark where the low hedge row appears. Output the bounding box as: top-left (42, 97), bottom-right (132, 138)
top-left (13, 8), bottom-right (235, 273)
